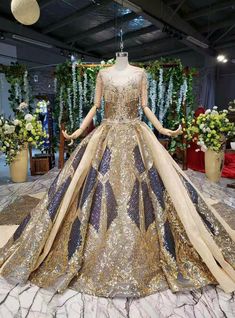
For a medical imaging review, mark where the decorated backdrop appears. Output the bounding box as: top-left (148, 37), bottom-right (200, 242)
top-left (1, 59), bottom-right (196, 154)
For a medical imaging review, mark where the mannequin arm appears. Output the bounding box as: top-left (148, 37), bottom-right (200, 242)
top-left (62, 70), bottom-right (103, 144)
top-left (143, 106), bottom-right (182, 137)
top-left (141, 70), bottom-right (182, 137)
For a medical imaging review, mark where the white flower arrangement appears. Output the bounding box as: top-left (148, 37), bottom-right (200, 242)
top-left (185, 106), bottom-right (235, 152)
top-left (0, 102), bottom-right (48, 164)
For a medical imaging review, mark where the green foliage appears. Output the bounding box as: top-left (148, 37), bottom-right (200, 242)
top-left (1, 63), bottom-right (27, 112)
top-left (185, 108), bottom-right (235, 152)
top-left (0, 102), bottom-right (48, 165)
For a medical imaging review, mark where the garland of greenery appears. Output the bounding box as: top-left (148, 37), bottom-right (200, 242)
top-left (0, 62), bottom-right (32, 113)
top-left (1, 59), bottom-right (196, 155)
top-left (54, 58), bottom-right (196, 153)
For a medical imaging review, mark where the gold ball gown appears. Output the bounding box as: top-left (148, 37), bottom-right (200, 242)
top-left (0, 66), bottom-right (235, 298)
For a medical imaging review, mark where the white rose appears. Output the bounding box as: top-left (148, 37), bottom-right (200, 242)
top-left (211, 110), bottom-right (218, 115)
top-left (13, 119), bottom-right (21, 126)
top-left (3, 123), bottom-right (10, 130)
top-left (206, 127), bottom-right (211, 132)
top-left (199, 123), bottom-right (204, 129)
top-left (0, 119), bottom-right (2, 126)
top-left (205, 109), bottom-right (211, 114)
top-left (3, 124), bottom-right (14, 134)
top-left (223, 109), bottom-right (228, 113)
top-left (26, 123), bottom-right (33, 131)
top-left (213, 106), bottom-right (218, 109)
top-left (18, 102), bottom-right (28, 110)
top-left (100, 60), bottom-right (105, 65)
top-left (25, 114), bottom-right (33, 121)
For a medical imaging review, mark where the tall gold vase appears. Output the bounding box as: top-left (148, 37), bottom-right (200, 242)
top-left (204, 149), bottom-right (224, 182)
top-left (9, 143), bottom-right (28, 183)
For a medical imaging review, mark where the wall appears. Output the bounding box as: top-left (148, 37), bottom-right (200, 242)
top-left (215, 63), bottom-right (235, 109)
top-left (0, 42), bottom-right (16, 117)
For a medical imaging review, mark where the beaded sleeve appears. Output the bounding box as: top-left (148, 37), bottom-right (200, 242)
top-left (93, 70), bottom-right (103, 109)
top-left (141, 70), bottom-right (148, 109)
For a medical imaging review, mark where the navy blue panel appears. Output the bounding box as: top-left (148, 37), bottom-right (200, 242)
top-left (127, 179), bottom-right (140, 229)
top-left (196, 206), bottom-right (215, 235)
top-left (80, 166), bottom-right (98, 209)
top-left (13, 214), bottom-right (31, 241)
top-left (133, 145), bottom-right (145, 174)
top-left (47, 176), bottom-right (72, 221)
top-left (184, 178), bottom-right (198, 204)
top-left (148, 166), bottom-right (165, 209)
top-left (89, 180), bottom-right (103, 232)
top-left (141, 181), bottom-right (155, 231)
top-left (71, 144), bottom-right (87, 170)
top-left (68, 217), bottom-right (82, 260)
top-left (48, 172), bottom-right (61, 202)
top-left (163, 220), bottom-right (176, 260)
top-left (105, 181), bottom-right (118, 229)
top-left (98, 147), bottom-right (111, 175)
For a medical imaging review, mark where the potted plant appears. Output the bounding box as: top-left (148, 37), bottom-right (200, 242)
top-left (185, 106), bottom-right (235, 182)
top-left (0, 102), bottom-right (48, 182)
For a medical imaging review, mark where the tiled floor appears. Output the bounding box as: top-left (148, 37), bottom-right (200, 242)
top-left (0, 164), bottom-right (235, 317)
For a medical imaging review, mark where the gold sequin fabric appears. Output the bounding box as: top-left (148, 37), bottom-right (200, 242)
top-left (1, 68), bottom-right (235, 297)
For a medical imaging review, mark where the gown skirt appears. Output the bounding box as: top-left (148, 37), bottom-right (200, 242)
top-left (0, 118), bottom-right (235, 298)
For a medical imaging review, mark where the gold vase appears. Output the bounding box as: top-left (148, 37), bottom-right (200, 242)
top-left (9, 143), bottom-right (28, 183)
top-left (204, 149), bottom-right (224, 182)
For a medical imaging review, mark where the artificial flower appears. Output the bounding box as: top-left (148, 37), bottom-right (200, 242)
top-left (25, 114), bottom-right (33, 121)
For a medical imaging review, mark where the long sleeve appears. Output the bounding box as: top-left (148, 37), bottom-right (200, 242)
top-left (141, 69), bottom-right (164, 134)
top-left (141, 70), bottom-right (149, 108)
top-left (93, 70), bottom-right (103, 109)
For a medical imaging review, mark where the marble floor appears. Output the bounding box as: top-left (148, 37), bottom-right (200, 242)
top-left (0, 167), bottom-right (235, 317)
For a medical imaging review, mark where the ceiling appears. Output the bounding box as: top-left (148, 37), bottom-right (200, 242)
top-left (0, 0), bottom-right (235, 65)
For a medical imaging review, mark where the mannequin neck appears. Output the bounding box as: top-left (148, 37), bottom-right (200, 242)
top-left (114, 52), bottom-right (129, 71)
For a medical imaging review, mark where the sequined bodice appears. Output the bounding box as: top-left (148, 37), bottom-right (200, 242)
top-left (95, 66), bottom-right (147, 121)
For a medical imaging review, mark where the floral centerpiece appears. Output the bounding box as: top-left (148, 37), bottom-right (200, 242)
top-left (0, 101), bottom-right (48, 182)
top-left (185, 106), bottom-right (235, 152)
top-left (184, 106), bottom-right (235, 182)
top-left (0, 102), bottom-right (48, 165)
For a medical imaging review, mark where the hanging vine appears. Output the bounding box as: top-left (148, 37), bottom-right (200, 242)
top-left (53, 58), bottom-right (196, 142)
top-left (0, 62), bottom-right (31, 113)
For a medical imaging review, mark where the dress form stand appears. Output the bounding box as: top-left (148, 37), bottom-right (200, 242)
top-left (114, 52), bottom-right (130, 71)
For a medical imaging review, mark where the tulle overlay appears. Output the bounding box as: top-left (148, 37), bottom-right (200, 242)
top-left (1, 118), bottom-right (235, 297)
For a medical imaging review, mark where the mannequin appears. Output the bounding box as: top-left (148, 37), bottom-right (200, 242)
top-left (62, 52), bottom-right (182, 142)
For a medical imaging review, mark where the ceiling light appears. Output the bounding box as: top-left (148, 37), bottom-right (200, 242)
top-left (11, 0), bottom-right (40, 25)
top-left (186, 36), bottom-right (209, 49)
top-left (114, 0), bottom-right (142, 13)
top-left (12, 34), bottom-right (53, 48)
top-left (217, 54), bottom-right (228, 63)
top-left (217, 54), bottom-right (225, 62)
